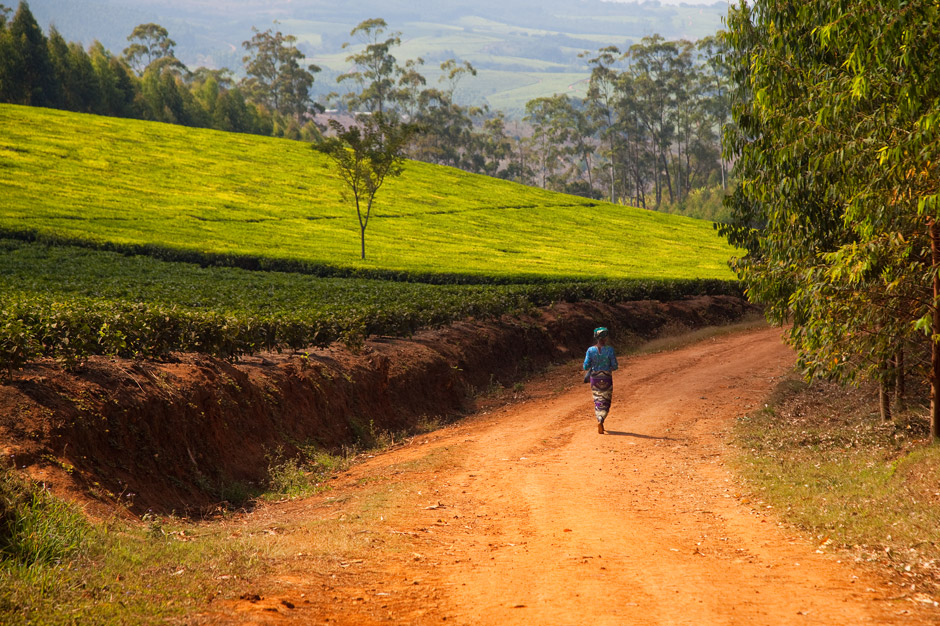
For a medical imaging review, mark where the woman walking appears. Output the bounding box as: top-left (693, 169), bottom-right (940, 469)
top-left (583, 327), bottom-right (619, 434)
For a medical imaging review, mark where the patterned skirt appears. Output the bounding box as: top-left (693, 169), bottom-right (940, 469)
top-left (590, 370), bottom-right (613, 423)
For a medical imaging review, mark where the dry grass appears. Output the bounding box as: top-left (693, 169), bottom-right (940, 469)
top-left (733, 375), bottom-right (940, 598)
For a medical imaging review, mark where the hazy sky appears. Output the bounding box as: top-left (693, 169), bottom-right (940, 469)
top-left (606, 0), bottom-right (728, 4)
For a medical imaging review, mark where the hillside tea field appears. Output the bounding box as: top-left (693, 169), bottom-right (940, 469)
top-left (0, 104), bottom-right (735, 283)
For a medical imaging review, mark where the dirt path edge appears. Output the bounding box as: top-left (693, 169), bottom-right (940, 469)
top-left (0, 296), bottom-right (758, 515)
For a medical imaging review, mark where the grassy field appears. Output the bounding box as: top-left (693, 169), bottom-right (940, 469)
top-left (0, 104), bottom-right (735, 283)
top-left (0, 103), bottom-right (739, 369)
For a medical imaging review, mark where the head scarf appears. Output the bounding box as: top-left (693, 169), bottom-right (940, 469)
top-left (594, 327), bottom-right (609, 340)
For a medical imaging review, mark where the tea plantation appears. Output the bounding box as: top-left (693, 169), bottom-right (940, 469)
top-left (0, 104), bottom-right (739, 371)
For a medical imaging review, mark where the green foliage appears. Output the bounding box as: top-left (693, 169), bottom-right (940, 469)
top-left (337, 18), bottom-right (402, 114)
top-left (659, 184), bottom-right (732, 222)
top-left (265, 448), bottom-right (348, 500)
top-left (0, 476), bottom-right (265, 623)
top-left (122, 22), bottom-right (181, 76)
top-left (316, 113), bottom-right (417, 259)
top-left (241, 24), bottom-right (321, 119)
top-left (0, 468), bottom-right (89, 566)
top-left (720, 1), bottom-right (940, 399)
top-left (0, 239), bottom-right (740, 370)
top-left (2, 1), bottom-right (57, 107)
top-left (0, 12), bottom-right (285, 135)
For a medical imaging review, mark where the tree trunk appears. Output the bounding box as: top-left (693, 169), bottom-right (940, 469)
top-left (879, 378), bottom-right (892, 422)
top-left (931, 219), bottom-right (940, 443)
top-left (894, 349), bottom-right (906, 413)
top-left (660, 149), bottom-right (674, 204)
top-left (360, 224), bottom-right (366, 260)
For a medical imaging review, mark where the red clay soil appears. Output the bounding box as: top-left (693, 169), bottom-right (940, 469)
top-left (0, 296), bottom-right (755, 515)
top-left (194, 327), bottom-right (940, 625)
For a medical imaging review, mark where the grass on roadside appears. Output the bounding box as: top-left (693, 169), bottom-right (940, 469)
top-left (732, 376), bottom-right (940, 597)
top-left (0, 466), bottom-right (272, 625)
top-left (0, 436), bottom-right (458, 624)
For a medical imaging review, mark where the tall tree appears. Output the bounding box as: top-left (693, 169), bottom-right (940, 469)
top-left (337, 18), bottom-right (402, 114)
top-left (720, 0), bottom-right (940, 439)
top-left (626, 35), bottom-right (685, 206)
top-left (582, 46), bottom-right (621, 203)
top-left (241, 23), bottom-right (320, 119)
top-left (315, 114), bottom-right (417, 260)
top-left (3, 1), bottom-right (56, 106)
top-left (123, 23), bottom-right (182, 76)
top-left (47, 27), bottom-right (100, 112)
top-left (0, 4), bottom-right (16, 98)
top-left (696, 35), bottom-right (731, 189)
top-left (88, 41), bottom-right (138, 118)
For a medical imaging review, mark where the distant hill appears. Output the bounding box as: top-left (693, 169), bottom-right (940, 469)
top-left (24, 0), bottom-right (728, 114)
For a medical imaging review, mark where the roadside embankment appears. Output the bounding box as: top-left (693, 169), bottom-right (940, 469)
top-left (0, 295), bottom-right (757, 515)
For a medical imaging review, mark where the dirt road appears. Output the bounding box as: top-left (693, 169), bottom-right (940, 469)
top-left (202, 327), bottom-right (937, 625)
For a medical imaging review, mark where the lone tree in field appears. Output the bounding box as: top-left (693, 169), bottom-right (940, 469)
top-left (315, 114), bottom-right (417, 260)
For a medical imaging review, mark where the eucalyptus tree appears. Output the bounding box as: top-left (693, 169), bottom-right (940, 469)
top-left (438, 59), bottom-right (477, 99)
top-left (337, 18), bottom-right (402, 114)
top-left (524, 96), bottom-right (567, 189)
top-left (394, 57), bottom-right (426, 119)
top-left (242, 24), bottom-right (320, 118)
top-left (696, 35), bottom-right (731, 189)
top-left (721, 0), bottom-right (940, 437)
top-left (524, 94), bottom-right (596, 194)
top-left (624, 35), bottom-right (689, 206)
top-left (123, 23), bottom-right (183, 76)
top-left (582, 46), bottom-right (622, 203)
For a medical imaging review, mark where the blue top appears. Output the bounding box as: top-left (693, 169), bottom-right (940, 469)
top-left (583, 345), bottom-right (618, 373)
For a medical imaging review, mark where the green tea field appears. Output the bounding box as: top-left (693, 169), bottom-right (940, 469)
top-left (0, 104), bottom-right (734, 283)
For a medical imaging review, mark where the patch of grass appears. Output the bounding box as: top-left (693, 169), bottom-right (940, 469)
top-left (265, 448), bottom-right (350, 501)
top-left (0, 467), bottom-right (266, 624)
top-left (732, 376), bottom-right (940, 596)
top-left (0, 470), bottom-right (89, 567)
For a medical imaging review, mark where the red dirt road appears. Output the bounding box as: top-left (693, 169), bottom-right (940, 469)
top-left (202, 327), bottom-right (938, 625)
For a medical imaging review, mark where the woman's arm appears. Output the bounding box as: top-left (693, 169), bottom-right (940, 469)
top-left (583, 347), bottom-right (595, 370)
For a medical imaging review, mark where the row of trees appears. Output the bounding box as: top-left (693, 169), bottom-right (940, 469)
top-left (720, 0), bottom-right (940, 441)
top-left (523, 35), bottom-right (730, 211)
top-left (307, 19), bottom-right (733, 214)
top-left (0, 2), bottom-right (319, 137)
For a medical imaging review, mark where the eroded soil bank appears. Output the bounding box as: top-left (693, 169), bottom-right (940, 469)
top-left (0, 296), bottom-right (755, 515)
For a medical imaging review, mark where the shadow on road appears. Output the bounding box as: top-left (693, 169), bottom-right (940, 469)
top-left (603, 430), bottom-right (677, 441)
